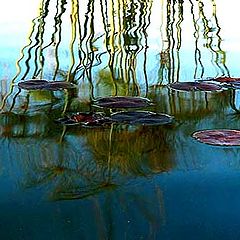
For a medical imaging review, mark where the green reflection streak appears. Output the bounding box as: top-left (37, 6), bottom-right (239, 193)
top-left (43, 0), bottom-right (67, 80)
top-left (100, 0), bottom-right (117, 95)
top-left (166, 0), bottom-right (172, 83)
top-left (158, 0), bottom-right (167, 85)
top-left (190, 0), bottom-right (204, 79)
top-left (211, 0), bottom-right (230, 77)
top-left (141, 0), bottom-right (153, 96)
top-left (175, 0), bottom-right (183, 82)
top-left (198, 0), bottom-right (229, 77)
top-left (67, 0), bottom-right (78, 82)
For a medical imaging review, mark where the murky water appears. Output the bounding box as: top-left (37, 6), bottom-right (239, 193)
top-left (1, 0), bottom-right (240, 239)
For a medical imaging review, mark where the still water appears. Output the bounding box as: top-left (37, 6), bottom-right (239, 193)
top-left (1, 0), bottom-right (240, 239)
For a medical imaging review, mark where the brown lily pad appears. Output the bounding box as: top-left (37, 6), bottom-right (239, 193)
top-left (93, 96), bottom-right (153, 108)
top-left (18, 79), bottom-right (76, 91)
top-left (55, 112), bottom-right (113, 126)
top-left (111, 111), bottom-right (174, 126)
top-left (192, 129), bottom-right (240, 146)
top-left (169, 82), bottom-right (222, 92)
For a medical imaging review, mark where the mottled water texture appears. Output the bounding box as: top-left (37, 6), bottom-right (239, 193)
top-left (1, 0), bottom-right (240, 239)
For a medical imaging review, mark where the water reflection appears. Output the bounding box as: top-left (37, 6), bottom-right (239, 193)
top-left (0, 0), bottom-right (239, 191)
top-left (1, 0), bottom-right (231, 112)
top-left (1, 0), bottom-right (240, 238)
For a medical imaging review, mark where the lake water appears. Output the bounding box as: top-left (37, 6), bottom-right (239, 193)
top-left (1, 0), bottom-right (240, 239)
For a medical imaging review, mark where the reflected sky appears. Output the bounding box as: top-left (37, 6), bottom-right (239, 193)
top-left (1, 0), bottom-right (240, 85)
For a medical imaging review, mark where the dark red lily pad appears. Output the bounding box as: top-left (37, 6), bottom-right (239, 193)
top-left (93, 96), bottom-right (153, 108)
top-left (192, 129), bottom-right (240, 146)
top-left (212, 77), bottom-right (240, 83)
top-left (55, 112), bottom-right (113, 126)
top-left (111, 111), bottom-right (174, 126)
top-left (169, 82), bottom-right (222, 92)
top-left (208, 77), bottom-right (240, 89)
top-left (18, 80), bottom-right (76, 91)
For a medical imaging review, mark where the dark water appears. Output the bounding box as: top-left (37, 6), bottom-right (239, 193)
top-left (1, 0), bottom-right (240, 239)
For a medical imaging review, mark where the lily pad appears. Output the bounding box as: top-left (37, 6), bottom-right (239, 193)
top-left (111, 111), bottom-right (174, 126)
top-left (18, 79), bottom-right (76, 91)
top-left (55, 112), bottom-right (113, 126)
top-left (212, 77), bottom-right (240, 83)
top-left (93, 96), bottom-right (153, 108)
top-left (209, 77), bottom-right (240, 89)
top-left (169, 82), bottom-right (222, 92)
top-left (18, 80), bottom-right (49, 90)
top-left (192, 129), bottom-right (240, 146)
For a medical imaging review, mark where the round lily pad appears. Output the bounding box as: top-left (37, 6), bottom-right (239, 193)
top-left (93, 96), bottom-right (153, 108)
top-left (111, 111), bottom-right (174, 126)
top-left (169, 82), bottom-right (222, 92)
top-left (18, 80), bottom-right (76, 91)
top-left (192, 129), bottom-right (240, 146)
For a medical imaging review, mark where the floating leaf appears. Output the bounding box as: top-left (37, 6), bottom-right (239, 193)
top-left (18, 80), bottom-right (49, 90)
top-left (18, 79), bottom-right (76, 91)
top-left (192, 129), bottom-right (240, 146)
top-left (93, 96), bottom-right (153, 108)
top-left (55, 112), bottom-right (113, 126)
top-left (212, 77), bottom-right (240, 83)
top-left (208, 77), bottom-right (240, 89)
top-left (111, 111), bottom-right (174, 126)
top-left (43, 81), bottom-right (76, 90)
top-left (169, 82), bottom-right (222, 92)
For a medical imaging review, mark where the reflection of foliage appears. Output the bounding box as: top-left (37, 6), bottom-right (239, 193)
top-left (96, 68), bottom-right (129, 96)
top-left (85, 125), bottom-right (175, 176)
top-left (149, 86), bottom-right (231, 120)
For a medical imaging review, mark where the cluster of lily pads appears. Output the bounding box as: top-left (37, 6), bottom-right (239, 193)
top-left (16, 78), bottom-right (240, 146)
top-left (55, 96), bottom-right (174, 127)
top-left (168, 77), bottom-right (240, 146)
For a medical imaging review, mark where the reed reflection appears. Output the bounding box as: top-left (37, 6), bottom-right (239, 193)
top-left (1, 0), bottom-right (231, 113)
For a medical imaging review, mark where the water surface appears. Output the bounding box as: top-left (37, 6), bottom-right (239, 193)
top-left (1, 0), bottom-right (240, 239)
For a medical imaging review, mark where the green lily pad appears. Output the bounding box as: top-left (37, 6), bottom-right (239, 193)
top-left (93, 96), bottom-right (153, 108)
top-left (111, 111), bottom-right (174, 126)
top-left (192, 129), bottom-right (240, 146)
top-left (169, 82), bottom-right (222, 92)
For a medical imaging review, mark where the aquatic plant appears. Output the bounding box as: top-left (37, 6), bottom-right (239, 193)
top-left (192, 129), bottom-right (240, 146)
top-left (168, 81), bottom-right (222, 92)
top-left (93, 96), bottom-right (153, 108)
top-left (18, 79), bottom-right (76, 91)
top-left (111, 111), bottom-right (174, 126)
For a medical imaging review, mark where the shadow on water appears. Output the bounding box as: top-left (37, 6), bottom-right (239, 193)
top-left (1, 0), bottom-right (240, 239)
